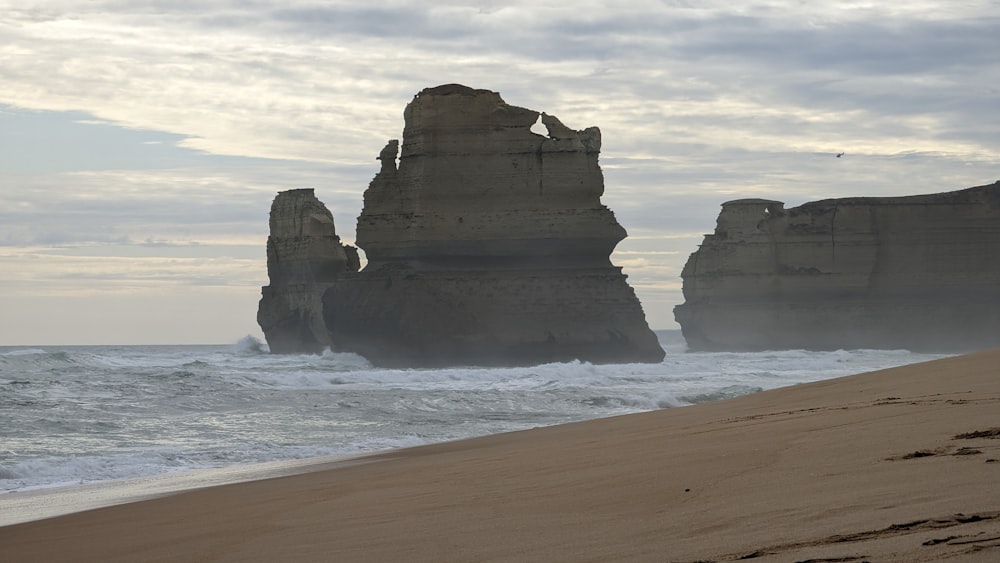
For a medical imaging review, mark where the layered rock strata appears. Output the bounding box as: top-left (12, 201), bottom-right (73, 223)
top-left (257, 189), bottom-right (358, 353)
top-left (674, 183), bottom-right (1000, 352)
top-left (323, 84), bottom-right (664, 366)
top-left (258, 84), bottom-right (664, 366)
top-left (356, 84), bottom-right (616, 270)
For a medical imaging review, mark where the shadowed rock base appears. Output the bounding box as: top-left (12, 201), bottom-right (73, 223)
top-left (324, 267), bottom-right (664, 367)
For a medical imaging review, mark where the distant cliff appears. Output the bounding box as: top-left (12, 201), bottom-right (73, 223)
top-left (259, 85), bottom-right (664, 366)
top-left (674, 183), bottom-right (1000, 352)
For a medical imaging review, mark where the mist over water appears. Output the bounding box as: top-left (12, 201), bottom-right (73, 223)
top-left (0, 332), bottom-right (947, 493)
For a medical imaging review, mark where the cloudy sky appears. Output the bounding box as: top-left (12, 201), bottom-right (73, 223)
top-left (1, 1), bottom-right (998, 345)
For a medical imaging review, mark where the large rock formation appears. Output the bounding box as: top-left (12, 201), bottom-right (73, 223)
top-left (258, 84), bottom-right (664, 366)
top-left (257, 189), bottom-right (359, 353)
top-left (323, 84), bottom-right (663, 366)
top-left (674, 183), bottom-right (1000, 352)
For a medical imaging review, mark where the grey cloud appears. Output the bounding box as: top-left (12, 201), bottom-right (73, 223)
top-left (662, 16), bottom-right (1000, 112)
top-left (603, 13), bottom-right (1000, 77)
top-left (515, 12), bottom-right (999, 103)
top-left (268, 6), bottom-right (462, 39)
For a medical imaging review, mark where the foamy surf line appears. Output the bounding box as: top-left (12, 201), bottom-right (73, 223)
top-left (0, 453), bottom-right (376, 527)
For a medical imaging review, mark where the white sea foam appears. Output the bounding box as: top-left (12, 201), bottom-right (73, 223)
top-left (0, 333), bottom-right (950, 495)
top-left (0, 437), bottom-right (430, 495)
top-left (233, 334), bottom-right (268, 355)
top-left (0, 348), bottom-right (50, 357)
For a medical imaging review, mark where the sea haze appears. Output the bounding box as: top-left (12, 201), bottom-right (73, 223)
top-left (0, 331), bottom-right (947, 495)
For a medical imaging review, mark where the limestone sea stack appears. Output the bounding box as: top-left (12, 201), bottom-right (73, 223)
top-left (257, 189), bottom-right (359, 353)
top-left (674, 183), bottom-right (1000, 352)
top-left (260, 84), bottom-right (665, 366)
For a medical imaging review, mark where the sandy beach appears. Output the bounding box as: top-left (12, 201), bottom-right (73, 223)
top-left (2, 349), bottom-right (998, 562)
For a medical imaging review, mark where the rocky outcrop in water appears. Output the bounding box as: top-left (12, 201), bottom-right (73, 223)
top-left (323, 85), bottom-right (663, 366)
top-left (257, 188), bottom-right (358, 353)
top-left (258, 85), bottom-right (664, 366)
top-left (674, 183), bottom-right (1000, 352)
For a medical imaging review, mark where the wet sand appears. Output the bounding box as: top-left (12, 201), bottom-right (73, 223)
top-left (2, 349), bottom-right (999, 562)
top-left (0, 454), bottom-right (370, 527)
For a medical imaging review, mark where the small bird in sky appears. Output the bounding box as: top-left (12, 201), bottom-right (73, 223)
top-left (836, 152), bottom-right (845, 158)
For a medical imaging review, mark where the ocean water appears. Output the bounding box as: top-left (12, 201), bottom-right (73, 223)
top-left (0, 331), bottom-right (947, 495)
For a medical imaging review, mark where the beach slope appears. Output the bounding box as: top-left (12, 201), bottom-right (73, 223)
top-left (3, 349), bottom-right (999, 562)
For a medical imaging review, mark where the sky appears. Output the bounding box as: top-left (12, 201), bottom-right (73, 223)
top-left (1, 1), bottom-right (998, 345)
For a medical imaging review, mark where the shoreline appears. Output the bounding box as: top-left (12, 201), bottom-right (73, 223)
top-left (3, 349), bottom-right (998, 561)
top-left (0, 454), bottom-right (377, 527)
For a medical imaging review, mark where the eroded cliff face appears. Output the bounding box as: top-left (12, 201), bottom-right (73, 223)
top-left (318, 84), bottom-right (664, 366)
top-left (357, 84), bottom-right (620, 269)
top-left (257, 188), bottom-right (358, 353)
top-left (675, 183), bottom-right (1000, 352)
